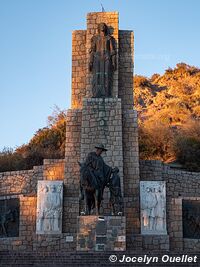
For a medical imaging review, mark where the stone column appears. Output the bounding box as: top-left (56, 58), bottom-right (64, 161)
top-left (63, 109), bottom-right (82, 249)
top-left (71, 31), bottom-right (86, 109)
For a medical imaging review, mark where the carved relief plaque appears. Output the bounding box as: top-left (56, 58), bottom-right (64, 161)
top-left (36, 181), bottom-right (63, 234)
top-left (0, 198), bottom-right (19, 238)
top-left (183, 200), bottom-right (200, 239)
top-left (140, 181), bottom-right (167, 235)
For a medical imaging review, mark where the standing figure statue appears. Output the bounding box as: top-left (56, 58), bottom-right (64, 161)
top-left (45, 184), bottom-right (61, 231)
top-left (89, 23), bottom-right (117, 98)
top-left (37, 184), bottom-right (62, 233)
top-left (143, 187), bottom-right (158, 231)
top-left (108, 167), bottom-right (123, 215)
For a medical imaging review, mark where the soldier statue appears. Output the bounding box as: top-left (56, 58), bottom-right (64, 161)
top-left (80, 144), bottom-right (112, 204)
top-left (79, 144), bottom-right (123, 215)
top-left (89, 23), bottom-right (117, 98)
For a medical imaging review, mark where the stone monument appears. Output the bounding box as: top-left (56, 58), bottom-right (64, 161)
top-left (64, 11), bottom-right (140, 251)
top-left (2, 11), bottom-right (200, 258)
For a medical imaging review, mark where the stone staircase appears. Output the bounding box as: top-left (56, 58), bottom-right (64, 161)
top-left (0, 251), bottom-right (199, 267)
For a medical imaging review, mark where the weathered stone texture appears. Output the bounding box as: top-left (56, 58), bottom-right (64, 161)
top-left (119, 30), bottom-right (134, 110)
top-left (122, 110), bottom-right (140, 246)
top-left (80, 98), bottom-right (124, 214)
top-left (43, 159), bottom-right (65, 180)
top-left (0, 195), bottom-right (36, 251)
top-left (0, 166), bottom-right (43, 196)
top-left (81, 98), bottom-right (123, 179)
top-left (142, 235), bottom-right (169, 250)
top-left (140, 160), bottom-right (200, 197)
top-left (63, 109), bottom-right (82, 249)
top-left (64, 109), bottom-right (82, 195)
top-left (77, 216), bottom-right (126, 251)
top-left (168, 198), bottom-right (183, 251)
top-left (140, 160), bottom-right (200, 251)
top-left (184, 238), bottom-right (200, 251)
top-left (71, 30), bottom-right (86, 109)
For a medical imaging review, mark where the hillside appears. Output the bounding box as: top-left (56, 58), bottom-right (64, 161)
top-left (135, 63), bottom-right (200, 170)
top-left (135, 63), bottom-right (200, 124)
top-left (0, 63), bottom-right (199, 172)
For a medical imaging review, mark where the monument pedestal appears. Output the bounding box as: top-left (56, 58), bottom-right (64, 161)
top-left (77, 216), bottom-right (126, 251)
top-left (142, 235), bottom-right (169, 250)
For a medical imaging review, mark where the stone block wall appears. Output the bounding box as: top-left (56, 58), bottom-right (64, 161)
top-left (63, 109), bottom-right (82, 249)
top-left (80, 98), bottom-right (123, 215)
top-left (0, 166), bottom-right (43, 196)
top-left (142, 235), bottom-right (169, 250)
top-left (0, 157), bottom-right (80, 252)
top-left (122, 110), bottom-right (140, 248)
top-left (81, 98), bottom-right (123, 181)
top-left (0, 193), bottom-right (78, 252)
top-left (169, 197), bottom-right (200, 252)
top-left (64, 109), bottom-right (82, 195)
top-left (168, 198), bottom-right (183, 251)
top-left (0, 195), bottom-right (36, 251)
top-left (140, 160), bottom-right (200, 251)
top-left (140, 160), bottom-right (200, 197)
top-left (2, 158), bottom-right (199, 252)
top-left (0, 159), bottom-right (65, 197)
top-left (43, 159), bottom-right (65, 180)
top-left (71, 30), bottom-right (86, 109)
top-left (77, 216), bottom-right (126, 251)
top-left (119, 30), bottom-right (134, 110)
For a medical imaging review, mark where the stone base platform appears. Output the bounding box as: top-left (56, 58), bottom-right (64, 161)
top-left (142, 235), bottom-right (169, 250)
top-left (77, 216), bottom-right (126, 251)
top-left (1, 251), bottom-right (199, 267)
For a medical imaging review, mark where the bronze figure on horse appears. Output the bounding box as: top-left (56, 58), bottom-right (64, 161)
top-left (79, 144), bottom-right (123, 215)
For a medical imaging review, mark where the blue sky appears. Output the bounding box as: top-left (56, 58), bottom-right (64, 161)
top-left (1, 0), bottom-right (200, 150)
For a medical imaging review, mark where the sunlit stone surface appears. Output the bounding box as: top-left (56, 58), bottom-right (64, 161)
top-left (140, 181), bottom-right (167, 235)
top-left (36, 181), bottom-right (63, 234)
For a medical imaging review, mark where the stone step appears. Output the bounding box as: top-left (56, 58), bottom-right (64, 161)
top-left (0, 251), bottom-right (199, 267)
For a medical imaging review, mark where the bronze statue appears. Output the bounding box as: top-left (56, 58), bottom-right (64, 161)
top-left (79, 144), bottom-right (123, 215)
top-left (0, 209), bottom-right (16, 237)
top-left (79, 144), bottom-right (112, 215)
top-left (108, 167), bottom-right (123, 215)
top-left (89, 23), bottom-right (117, 98)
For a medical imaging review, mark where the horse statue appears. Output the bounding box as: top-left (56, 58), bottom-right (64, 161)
top-left (0, 209), bottom-right (16, 237)
top-left (79, 161), bottom-right (123, 216)
top-left (79, 162), bottom-right (104, 215)
top-left (108, 167), bottom-right (123, 215)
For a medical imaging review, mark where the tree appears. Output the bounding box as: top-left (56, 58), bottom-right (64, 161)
top-left (0, 107), bottom-right (66, 172)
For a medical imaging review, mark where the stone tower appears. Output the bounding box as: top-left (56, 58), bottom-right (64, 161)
top-left (64, 12), bottom-right (140, 249)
